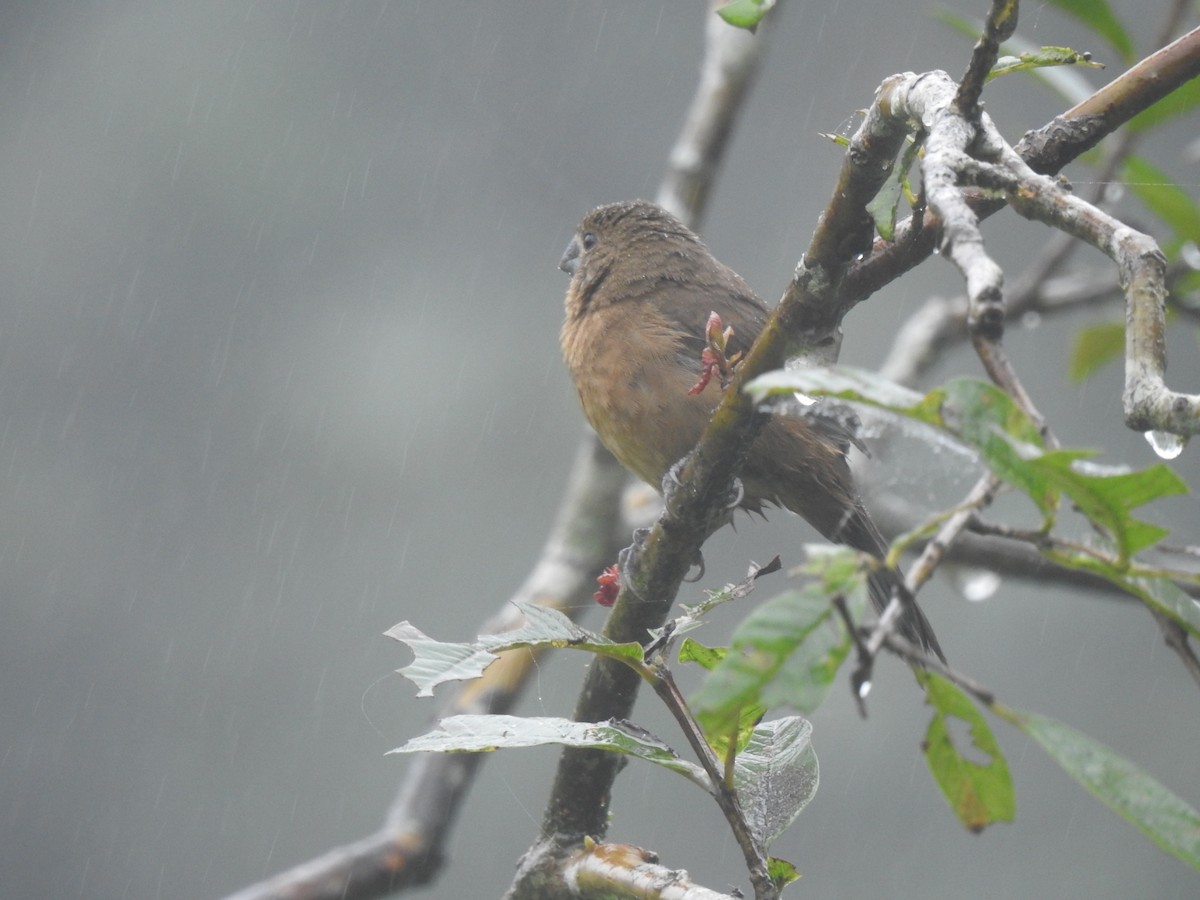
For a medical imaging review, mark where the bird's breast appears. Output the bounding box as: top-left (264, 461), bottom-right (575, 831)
top-left (561, 302), bottom-right (716, 489)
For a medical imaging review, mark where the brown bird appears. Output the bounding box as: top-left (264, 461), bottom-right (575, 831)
top-left (559, 199), bottom-right (943, 661)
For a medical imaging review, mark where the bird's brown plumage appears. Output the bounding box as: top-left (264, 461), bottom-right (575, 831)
top-left (560, 199), bottom-right (943, 660)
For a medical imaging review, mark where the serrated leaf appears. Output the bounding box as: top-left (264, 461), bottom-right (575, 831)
top-left (691, 551), bottom-right (867, 736)
top-left (1123, 156), bottom-right (1200, 245)
top-left (716, 0), bottom-right (775, 30)
top-left (1069, 321), bottom-right (1125, 382)
top-left (390, 714), bottom-right (712, 792)
top-left (386, 601), bottom-right (643, 696)
top-left (919, 673), bottom-right (1015, 831)
top-left (1047, 0), bottom-right (1133, 62)
top-left (1027, 453), bottom-right (1186, 560)
top-left (734, 717), bottom-right (819, 848)
top-left (1002, 708), bottom-right (1200, 870)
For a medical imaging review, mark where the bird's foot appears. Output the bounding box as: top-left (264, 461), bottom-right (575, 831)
top-left (616, 527), bottom-right (652, 599)
top-left (662, 458), bottom-right (745, 512)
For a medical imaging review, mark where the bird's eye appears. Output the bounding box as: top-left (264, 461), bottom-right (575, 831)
top-left (581, 231), bottom-right (597, 251)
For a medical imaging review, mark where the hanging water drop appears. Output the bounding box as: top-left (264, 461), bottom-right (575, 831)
top-left (1144, 430), bottom-right (1185, 460)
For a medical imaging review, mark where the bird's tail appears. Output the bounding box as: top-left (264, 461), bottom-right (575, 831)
top-left (866, 564), bottom-right (945, 663)
top-left (837, 505), bottom-right (946, 663)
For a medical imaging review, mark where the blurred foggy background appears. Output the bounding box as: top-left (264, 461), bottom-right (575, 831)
top-left (0, 1), bottom-right (1196, 898)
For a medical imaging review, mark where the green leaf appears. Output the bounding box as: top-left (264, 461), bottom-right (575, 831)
top-left (716, 0), bottom-right (775, 30)
top-left (1047, 0), bottom-right (1133, 62)
top-left (866, 135), bottom-right (921, 241)
top-left (390, 714), bottom-right (713, 792)
top-left (768, 856), bottom-right (800, 889)
top-left (749, 369), bottom-right (1055, 513)
top-left (988, 46), bottom-right (1104, 82)
top-left (679, 639), bottom-right (767, 757)
top-left (935, 11), bottom-right (1099, 106)
top-left (1069, 321), bottom-right (1125, 382)
top-left (691, 551), bottom-right (867, 736)
top-left (1001, 708), bottom-right (1200, 870)
top-left (1129, 76), bottom-right (1200, 132)
top-left (733, 717), bottom-right (819, 848)
top-left (386, 601), bottom-right (643, 696)
top-left (678, 638), bottom-right (726, 671)
top-left (935, 379), bottom-right (1054, 513)
top-left (1027, 453), bottom-right (1186, 560)
top-left (1123, 156), bottom-right (1200, 246)
top-left (818, 130), bottom-right (851, 148)
top-left (919, 673), bottom-right (1015, 831)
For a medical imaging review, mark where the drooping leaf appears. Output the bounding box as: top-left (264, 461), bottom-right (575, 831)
top-left (733, 717), bottom-right (819, 848)
top-left (999, 708), bottom-right (1200, 871)
top-left (391, 714), bottom-right (712, 792)
top-left (1069, 320), bottom-right (1125, 382)
top-left (1047, 0), bottom-right (1133, 62)
top-left (920, 673), bottom-right (1015, 831)
top-left (386, 601), bottom-right (643, 696)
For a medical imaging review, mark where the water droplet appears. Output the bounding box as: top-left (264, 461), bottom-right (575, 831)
top-left (954, 567), bottom-right (1001, 602)
top-left (1145, 430), bottom-right (1186, 459)
top-left (857, 678), bottom-right (872, 699)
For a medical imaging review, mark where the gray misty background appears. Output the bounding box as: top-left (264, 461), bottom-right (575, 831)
top-left (1, 2), bottom-right (1197, 898)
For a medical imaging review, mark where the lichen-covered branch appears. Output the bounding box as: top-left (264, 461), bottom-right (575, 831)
top-left (842, 23), bottom-right (1200, 308)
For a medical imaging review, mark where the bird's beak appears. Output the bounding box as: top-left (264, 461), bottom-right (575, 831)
top-left (559, 234), bottom-right (581, 276)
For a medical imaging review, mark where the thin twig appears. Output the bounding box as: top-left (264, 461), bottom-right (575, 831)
top-left (650, 665), bottom-right (776, 900)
